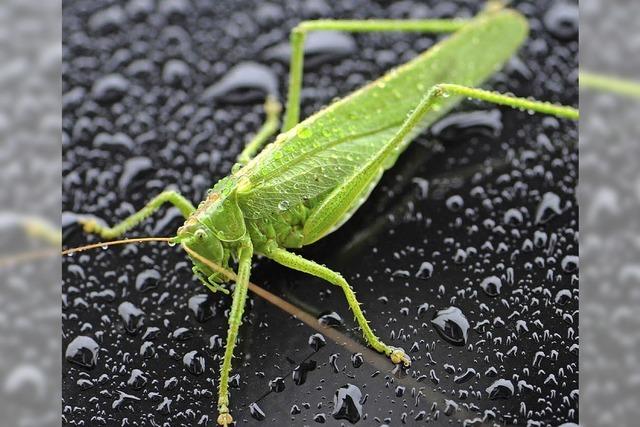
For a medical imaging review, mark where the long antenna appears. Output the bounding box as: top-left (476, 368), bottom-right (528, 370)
top-left (1, 236), bottom-right (175, 268)
top-left (61, 237), bottom-right (174, 256)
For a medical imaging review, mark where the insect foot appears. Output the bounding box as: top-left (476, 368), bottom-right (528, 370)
top-left (78, 218), bottom-right (98, 234)
top-left (389, 347), bottom-right (411, 367)
top-left (217, 411), bottom-right (233, 427)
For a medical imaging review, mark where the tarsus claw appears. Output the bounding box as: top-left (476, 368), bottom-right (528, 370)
top-left (217, 412), bottom-right (233, 426)
top-left (389, 347), bottom-right (411, 367)
top-left (78, 218), bottom-right (96, 233)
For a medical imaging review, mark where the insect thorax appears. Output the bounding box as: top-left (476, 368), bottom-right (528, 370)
top-left (245, 200), bottom-right (314, 250)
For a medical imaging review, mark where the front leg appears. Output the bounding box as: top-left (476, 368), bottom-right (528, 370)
top-left (217, 238), bottom-right (253, 427)
top-left (79, 190), bottom-right (195, 239)
top-left (265, 246), bottom-right (411, 367)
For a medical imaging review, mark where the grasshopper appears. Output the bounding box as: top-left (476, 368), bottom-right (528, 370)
top-left (72, 3), bottom-right (578, 425)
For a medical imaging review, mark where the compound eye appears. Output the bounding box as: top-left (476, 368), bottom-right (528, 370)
top-left (195, 229), bottom-right (207, 240)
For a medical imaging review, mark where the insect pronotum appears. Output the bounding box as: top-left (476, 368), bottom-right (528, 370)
top-left (68, 3), bottom-right (579, 425)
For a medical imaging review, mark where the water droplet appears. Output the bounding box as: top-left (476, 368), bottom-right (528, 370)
top-left (431, 109), bottom-right (502, 141)
top-left (140, 341), bottom-right (155, 358)
top-left (535, 192), bottom-right (563, 224)
top-left (118, 157), bottom-right (153, 192)
top-left (183, 350), bottom-right (205, 375)
top-left (118, 302), bottom-right (145, 334)
top-left (269, 376), bottom-right (285, 393)
top-left (318, 311), bottom-right (343, 327)
top-left (202, 61), bottom-right (278, 103)
top-left (431, 307), bottom-right (469, 346)
top-left (135, 269), bottom-right (160, 292)
top-left (417, 303), bottom-right (430, 317)
top-left (314, 413), bottom-right (327, 423)
top-left (188, 293), bottom-right (217, 322)
top-left (264, 31), bottom-right (356, 70)
top-left (172, 327), bottom-right (193, 341)
top-left (127, 369), bottom-right (147, 390)
top-left (350, 353), bottom-right (363, 368)
top-left (309, 333), bottom-right (327, 351)
top-left (544, 2), bottom-right (578, 40)
top-left (415, 261), bottom-right (434, 279)
top-left (278, 200), bottom-right (290, 211)
top-left (249, 402), bottom-right (266, 421)
top-left (293, 360), bottom-right (317, 385)
top-left (65, 336), bottom-right (100, 369)
top-left (91, 73), bottom-right (129, 103)
top-left (162, 58), bottom-right (191, 88)
top-left (561, 255), bottom-right (578, 272)
top-left (480, 276), bottom-right (502, 296)
top-left (486, 379), bottom-right (514, 400)
top-left (297, 126), bottom-right (313, 139)
top-left (503, 208), bottom-right (523, 226)
top-left (453, 368), bottom-right (476, 384)
top-left (445, 195), bottom-right (464, 211)
top-left (332, 384), bottom-right (363, 424)
top-left (555, 289), bottom-right (572, 305)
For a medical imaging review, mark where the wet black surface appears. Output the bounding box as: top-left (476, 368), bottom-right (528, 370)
top-left (62, 0), bottom-right (578, 425)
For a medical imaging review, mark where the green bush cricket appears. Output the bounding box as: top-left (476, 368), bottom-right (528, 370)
top-left (68, 3), bottom-right (579, 425)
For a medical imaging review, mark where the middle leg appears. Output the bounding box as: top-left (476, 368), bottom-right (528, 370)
top-left (236, 94), bottom-right (282, 165)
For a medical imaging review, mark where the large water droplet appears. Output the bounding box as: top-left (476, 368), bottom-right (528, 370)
top-left (135, 269), bottom-right (160, 292)
top-left (264, 31), bottom-right (356, 69)
top-left (269, 376), bottom-right (285, 393)
top-left (65, 336), bottom-right (100, 369)
top-left (318, 311), bottom-right (343, 326)
top-left (183, 350), bottom-right (205, 375)
top-left (332, 384), bottom-right (363, 424)
top-left (431, 307), bottom-right (469, 346)
top-left (249, 402), bottom-right (266, 421)
top-left (445, 195), bottom-right (464, 211)
top-left (544, 2), bottom-right (578, 40)
top-left (118, 302), bottom-right (145, 334)
top-left (188, 293), bottom-right (217, 322)
top-left (561, 255), bottom-right (578, 272)
top-left (127, 369), bottom-right (147, 390)
top-left (201, 62), bottom-right (278, 103)
top-left (480, 276), bottom-right (502, 296)
top-left (293, 360), bottom-right (317, 386)
top-left (535, 192), bottom-right (563, 224)
top-left (309, 333), bottom-right (327, 351)
top-left (486, 379), bottom-right (514, 400)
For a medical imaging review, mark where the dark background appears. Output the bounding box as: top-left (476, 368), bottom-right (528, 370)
top-left (62, 0), bottom-right (578, 425)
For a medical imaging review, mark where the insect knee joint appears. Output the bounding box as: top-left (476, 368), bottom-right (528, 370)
top-left (432, 84), bottom-right (445, 97)
top-left (291, 26), bottom-right (308, 42)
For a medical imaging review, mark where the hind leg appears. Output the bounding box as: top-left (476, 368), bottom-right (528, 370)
top-left (281, 18), bottom-right (468, 131)
top-left (266, 247), bottom-right (411, 367)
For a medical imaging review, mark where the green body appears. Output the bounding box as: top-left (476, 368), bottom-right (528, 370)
top-left (176, 9), bottom-right (528, 278)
